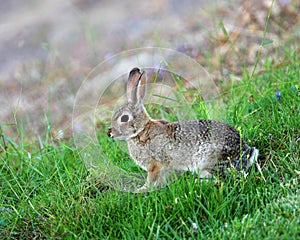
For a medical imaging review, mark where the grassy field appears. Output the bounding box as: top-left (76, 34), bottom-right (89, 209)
top-left (0, 49), bottom-right (299, 239)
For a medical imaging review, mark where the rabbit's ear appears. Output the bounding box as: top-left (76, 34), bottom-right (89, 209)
top-left (138, 70), bottom-right (146, 100)
top-left (127, 68), bottom-right (146, 107)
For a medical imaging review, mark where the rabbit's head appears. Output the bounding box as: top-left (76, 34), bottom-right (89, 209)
top-left (107, 68), bottom-right (150, 140)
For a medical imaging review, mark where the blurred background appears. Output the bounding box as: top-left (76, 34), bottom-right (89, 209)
top-left (0, 0), bottom-right (299, 141)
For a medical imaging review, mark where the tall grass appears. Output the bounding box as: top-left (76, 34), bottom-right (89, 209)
top-left (0, 49), bottom-right (299, 239)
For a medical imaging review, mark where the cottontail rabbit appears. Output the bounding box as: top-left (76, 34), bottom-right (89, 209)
top-left (107, 68), bottom-right (259, 190)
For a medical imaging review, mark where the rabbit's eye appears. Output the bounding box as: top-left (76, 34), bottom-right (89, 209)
top-left (121, 114), bottom-right (129, 122)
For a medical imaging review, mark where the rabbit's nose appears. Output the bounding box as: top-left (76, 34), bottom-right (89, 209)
top-left (107, 127), bottom-right (112, 137)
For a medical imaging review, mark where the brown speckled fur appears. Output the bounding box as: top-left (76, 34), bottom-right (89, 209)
top-left (107, 68), bottom-right (259, 190)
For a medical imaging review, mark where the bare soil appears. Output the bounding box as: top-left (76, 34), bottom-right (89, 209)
top-left (0, 0), bottom-right (299, 141)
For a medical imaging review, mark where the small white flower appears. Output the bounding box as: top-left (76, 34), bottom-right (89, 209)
top-left (192, 222), bottom-right (198, 231)
top-left (56, 129), bottom-right (64, 140)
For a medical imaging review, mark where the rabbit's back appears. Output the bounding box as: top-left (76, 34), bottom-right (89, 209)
top-left (128, 119), bottom-right (250, 174)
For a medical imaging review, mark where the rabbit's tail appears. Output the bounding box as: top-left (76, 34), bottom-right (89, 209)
top-left (238, 146), bottom-right (259, 170)
top-left (214, 147), bottom-right (259, 177)
top-left (231, 147), bottom-right (259, 173)
top-left (247, 147), bottom-right (259, 167)
top-left (245, 146), bottom-right (266, 181)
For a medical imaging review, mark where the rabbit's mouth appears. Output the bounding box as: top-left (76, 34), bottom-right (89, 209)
top-left (107, 127), bottom-right (116, 138)
top-left (107, 127), bottom-right (126, 140)
top-left (107, 127), bottom-right (112, 137)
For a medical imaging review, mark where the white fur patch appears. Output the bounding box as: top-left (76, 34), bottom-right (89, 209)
top-left (248, 148), bottom-right (259, 167)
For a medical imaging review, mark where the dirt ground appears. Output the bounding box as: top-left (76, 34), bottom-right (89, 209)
top-left (0, 0), bottom-right (299, 141)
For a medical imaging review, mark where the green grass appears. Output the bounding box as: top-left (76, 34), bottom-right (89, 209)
top-left (1, 50), bottom-right (299, 239)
